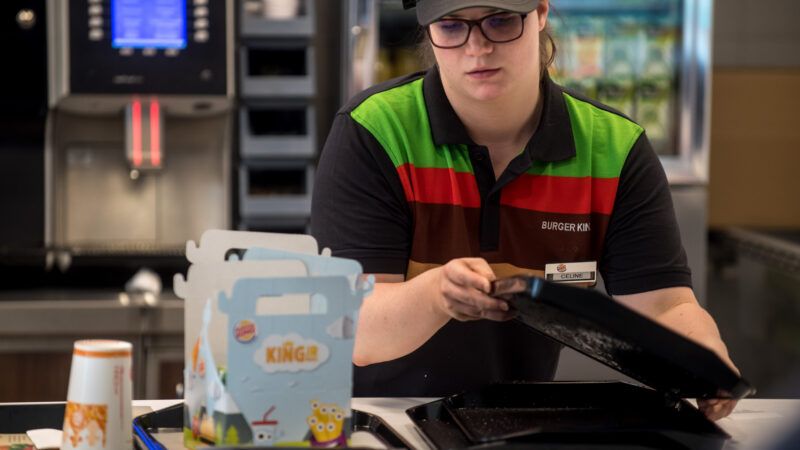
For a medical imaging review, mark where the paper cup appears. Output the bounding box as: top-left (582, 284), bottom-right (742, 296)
top-left (62, 340), bottom-right (133, 450)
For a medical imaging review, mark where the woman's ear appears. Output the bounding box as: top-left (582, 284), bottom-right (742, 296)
top-left (537, 0), bottom-right (550, 32)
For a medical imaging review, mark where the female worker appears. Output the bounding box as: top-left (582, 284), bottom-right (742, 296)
top-left (311, 0), bottom-right (738, 420)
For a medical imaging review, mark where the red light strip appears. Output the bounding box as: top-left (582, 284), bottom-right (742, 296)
top-left (150, 99), bottom-right (161, 167)
top-left (131, 99), bottom-right (143, 167)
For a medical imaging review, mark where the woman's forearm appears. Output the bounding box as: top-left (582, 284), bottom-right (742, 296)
top-left (352, 268), bottom-right (449, 366)
top-left (658, 301), bottom-right (734, 368)
top-left (615, 287), bottom-right (736, 371)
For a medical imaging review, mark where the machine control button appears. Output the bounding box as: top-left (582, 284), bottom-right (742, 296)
top-left (88, 4), bottom-right (103, 15)
top-left (142, 47), bottom-right (157, 56)
top-left (89, 16), bottom-right (103, 27)
top-left (194, 18), bottom-right (209, 29)
top-left (194, 6), bottom-right (209, 17)
top-left (194, 30), bottom-right (209, 42)
top-left (119, 47), bottom-right (134, 56)
top-left (89, 28), bottom-right (104, 41)
top-left (16, 9), bottom-right (36, 29)
top-left (165, 48), bottom-right (180, 57)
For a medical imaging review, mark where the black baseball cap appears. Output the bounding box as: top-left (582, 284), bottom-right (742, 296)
top-left (404, 0), bottom-right (541, 26)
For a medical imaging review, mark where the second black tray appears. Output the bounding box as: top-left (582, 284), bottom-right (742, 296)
top-left (407, 382), bottom-right (730, 450)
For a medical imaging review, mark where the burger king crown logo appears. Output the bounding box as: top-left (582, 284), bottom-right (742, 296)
top-left (234, 320), bottom-right (257, 343)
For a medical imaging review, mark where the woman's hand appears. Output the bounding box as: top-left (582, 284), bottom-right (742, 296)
top-left (698, 397), bottom-right (738, 421)
top-left (698, 344), bottom-right (740, 421)
top-left (432, 258), bottom-right (516, 322)
top-left (615, 287), bottom-right (741, 421)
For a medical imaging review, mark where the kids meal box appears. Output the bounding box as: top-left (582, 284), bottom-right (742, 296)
top-left (176, 230), bottom-right (370, 447)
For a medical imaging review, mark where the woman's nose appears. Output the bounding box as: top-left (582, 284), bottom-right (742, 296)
top-left (464, 24), bottom-right (493, 56)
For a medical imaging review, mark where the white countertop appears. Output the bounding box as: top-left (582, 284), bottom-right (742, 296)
top-left (6, 397), bottom-right (799, 449)
top-left (132, 397), bottom-right (800, 449)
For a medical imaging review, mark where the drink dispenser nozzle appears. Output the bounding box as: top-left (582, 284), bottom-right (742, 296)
top-left (125, 97), bottom-right (164, 171)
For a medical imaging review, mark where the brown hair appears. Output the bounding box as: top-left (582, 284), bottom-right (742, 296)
top-left (416, 21), bottom-right (558, 76)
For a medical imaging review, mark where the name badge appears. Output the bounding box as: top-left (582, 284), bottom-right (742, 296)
top-left (544, 261), bottom-right (597, 285)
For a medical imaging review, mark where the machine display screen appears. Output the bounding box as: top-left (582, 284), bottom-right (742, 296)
top-left (111, 0), bottom-right (187, 49)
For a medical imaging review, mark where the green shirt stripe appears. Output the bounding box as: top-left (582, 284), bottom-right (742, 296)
top-left (527, 93), bottom-right (642, 179)
top-left (352, 82), bottom-right (640, 181)
top-left (350, 79), bottom-right (474, 173)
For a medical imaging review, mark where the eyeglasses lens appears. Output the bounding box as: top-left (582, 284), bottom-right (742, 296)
top-left (429, 13), bottom-right (524, 48)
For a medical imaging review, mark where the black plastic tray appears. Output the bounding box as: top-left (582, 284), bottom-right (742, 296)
top-left (407, 382), bottom-right (729, 449)
top-left (0, 402), bottom-right (66, 433)
top-left (492, 277), bottom-right (754, 400)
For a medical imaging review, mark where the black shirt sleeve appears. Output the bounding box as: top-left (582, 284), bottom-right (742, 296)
top-left (600, 132), bottom-right (693, 295)
top-left (311, 112), bottom-right (412, 275)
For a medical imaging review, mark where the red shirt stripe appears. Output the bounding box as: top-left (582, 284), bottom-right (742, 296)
top-left (396, 164), bottom-right (481, 208)
top-left (501, 174), bottom-right (619, 215)
top-left (397, 165), bottom-right (619, 215)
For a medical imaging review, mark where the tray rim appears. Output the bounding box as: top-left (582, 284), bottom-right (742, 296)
top-left (405, 381), bottom-right (732, 449)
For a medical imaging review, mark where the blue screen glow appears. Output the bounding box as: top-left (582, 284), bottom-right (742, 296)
top-left (112, 0), bottom-right (187, 49)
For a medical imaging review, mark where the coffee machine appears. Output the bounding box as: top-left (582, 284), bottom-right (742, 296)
top-left (0, 0), bottom-right (236, 402)
top-left (45, 0), bottom-right (234, 272)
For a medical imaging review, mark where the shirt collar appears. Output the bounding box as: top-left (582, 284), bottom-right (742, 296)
top-left (422, 65), bottom-right (577, 163)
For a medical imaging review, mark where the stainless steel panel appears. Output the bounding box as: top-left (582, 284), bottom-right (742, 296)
top-left (64, 145), bottom-right (157, 243)
top-left (49, 111), bottom-right (231, 250)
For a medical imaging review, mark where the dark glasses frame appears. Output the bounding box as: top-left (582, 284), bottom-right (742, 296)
top-left (426, 12), bottom-right (528, 49)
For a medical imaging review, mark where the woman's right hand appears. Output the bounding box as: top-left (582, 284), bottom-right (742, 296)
top-left (433, 258), bottom-right (516, 322)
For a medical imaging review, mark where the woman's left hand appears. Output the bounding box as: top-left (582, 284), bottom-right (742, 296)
top-left (698, 397), bottom-right (738, 421)
top-left (698, 345), bottom-right (740, 421)
top-left (615, 287), bottom-right (742, 422)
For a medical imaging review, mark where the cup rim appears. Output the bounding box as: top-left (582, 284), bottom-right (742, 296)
top-left (74, 339), bottom-right (132, 355)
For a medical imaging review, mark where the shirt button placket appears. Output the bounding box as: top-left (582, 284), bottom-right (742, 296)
top-left (470, 146), bottom-right (500, 252)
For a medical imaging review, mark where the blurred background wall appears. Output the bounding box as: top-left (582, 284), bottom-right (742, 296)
top-left (705, 0), bottom-right (800, 397)
top-left (710, 0), bottom-right (800, 228)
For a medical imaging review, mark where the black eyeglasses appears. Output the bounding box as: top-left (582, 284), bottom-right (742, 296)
top-left (427, 12), bottom-right (528, 49)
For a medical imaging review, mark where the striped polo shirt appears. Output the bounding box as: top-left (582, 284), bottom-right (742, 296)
top-left (350, 68), bottom-right (640, 281)
top-left (312, 66), bottom-right (691, 397)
